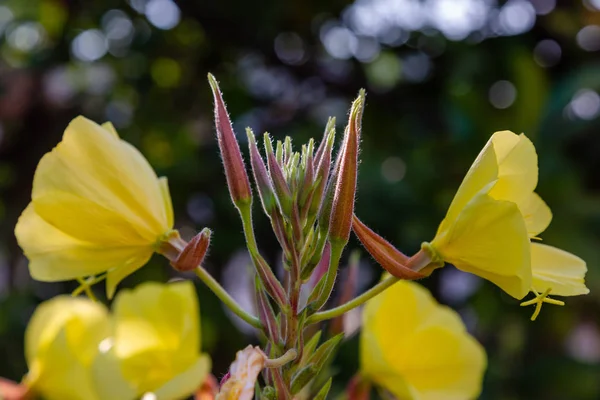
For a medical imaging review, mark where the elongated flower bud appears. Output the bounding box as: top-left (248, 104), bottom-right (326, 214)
top-left (207, 74), bottom-right (252, 207)
top-left (255, 278), bottom-right (282, 346)
top-left (171, 228), bottom-right (212, 272)
top-left (329, 90), bottom-right (365, 246)
top-left (264, 133), bottom-right (293, 217)
top-left (352, 215), bottom-right (425, 279)
top-left (247, 128), bottom-right (276, 216)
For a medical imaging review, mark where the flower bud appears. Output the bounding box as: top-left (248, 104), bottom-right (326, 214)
top-left (309, 121), bottom-right (335, 220)
top-left (329, 90), bottom-right (365, 246)
top-left (255, 279), bottom-right (281, 345)
top-left (171, 228), bottom-right (212, 272)
top-left (264, 133), bottom-right (293, 217)
top-left (352, 215), bottom-right (425, 279)
top-left (246, 128), bottom-right (277, 216)
top-left (207, 74), bottom-right (252, 207)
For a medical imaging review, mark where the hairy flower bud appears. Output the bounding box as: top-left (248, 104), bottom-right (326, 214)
top-left (264, 133), bottom-right (293, 217)
top-left (247, 128), bottom-right (277, 216)
top-left (352, 215), bottom-right (425, 280)
top-left (328, 90), bottom-right (365, 246)
top-left (171, 228), bottom-right (212, 272)
top-left (207, 74), bottom-right (252, 207)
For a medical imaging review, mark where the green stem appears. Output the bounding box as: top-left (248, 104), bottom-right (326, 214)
top-left (239, 203), bottom-right (260, 257)
top-left (305, 275), bottom-right (400, 325)
top-left (194, 266), bottom-right (263, 329)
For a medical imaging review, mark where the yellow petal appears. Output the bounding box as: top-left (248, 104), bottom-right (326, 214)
top-left (101, 121), bottom-right (119, 138)
top-left (531, 243), bottom-right (589, 296)
top-left (24, 296), bottom-right (110, 400)
top-left (433, 194), bottom-right (531, 299)
top-left (32, 116), bottom-right (170, 240)
top-left (153, 354), bottom-right (211, 400)
top-left (105, 252), bottom-right (153, 299)
top-left (112, 281), bottom-right (201, 395)
top-left (488, 131), bottom-right (538, 207)
top-left (441, 138), bottom-right (498, 233)
top-left (25, 296), bottom-right (109, 366)
top-left (15, 204), bottom-right (153, 282)
top-left (90, 344), bottom-right (137, 400)
top-left (158, 177), bottom-right (174, 229)
top-left (520, 192), bottom-right (552, 237)
top-left (361, 281), bottom-right (486, 400)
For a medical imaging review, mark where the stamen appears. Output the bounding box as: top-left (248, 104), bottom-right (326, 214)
top-left (72, 274), bottom-right (106, 299)
top-left (520, 288), bottom-right (565, 321)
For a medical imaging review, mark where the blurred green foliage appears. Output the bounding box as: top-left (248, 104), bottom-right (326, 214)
top-left (0, 0), bottom-right (599, 399)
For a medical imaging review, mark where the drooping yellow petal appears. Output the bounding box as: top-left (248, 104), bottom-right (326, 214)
top-left (520, 192), bottom-right (552, 237)
top-left (361, 280), bottom-right (486, 400)
top-left (112, 281), bottom-right (202, 396)
top-left (531, 243), bottom-right (589, 296)
top-left (217, 346), bottom-right (266, 400)
top-left (15, 116), bottom-right (175, 294)
top-left (105, 252), bottom-right (154, 300)
top-left (152, 355), bottom-right (211, 400)
top-left (432, 193), bottom-right (532, 299)
top-left (15, 204), bottom-right (153, 282)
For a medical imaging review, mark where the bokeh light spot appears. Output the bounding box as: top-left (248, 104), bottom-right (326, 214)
top-left (489, 80), bottom-right (517, 109)
top-left (7, 22), bottom-right (45, 52)
top-left (569, 89), bottom-right (600, 120)
top-left (274, 32), bottom-right (306, 65)
top-left (381, 156), bottom-right (407, 183)
top-left (145, 0), bottom-right (181, 30)
top-left (533, 39), bottom-right (561, 67)
top-left (498, 0), bottom-right (536, 36)
top-left (71, 30), bottom-right (108, 62)
top-left (576, 25), bottom-right (600, 52)
top-left (365, 52), bottom-right (402, 91)
top-left (151, 58), bottom-right (181, 88)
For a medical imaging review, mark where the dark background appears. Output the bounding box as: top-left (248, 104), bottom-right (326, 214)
top-left (0, 0), bottom-right (599, 399)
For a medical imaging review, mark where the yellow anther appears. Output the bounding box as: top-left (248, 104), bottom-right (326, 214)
top-left (520, 288), bottom-right (565, 321)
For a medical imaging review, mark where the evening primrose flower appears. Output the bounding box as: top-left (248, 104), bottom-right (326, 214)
top-left (423, 131), bottom-right (588, 312)
top-left (15, 116), bottom-right (175, 298)
top-left (112, 281), bottom-right (211, 400)
top-left (23, 296), bottom-right (134, 400)
top-left (360, 280), bottom-right (486, 400)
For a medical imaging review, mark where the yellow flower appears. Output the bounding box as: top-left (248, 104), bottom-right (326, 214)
top-left (15, 116), bottom-right (174, 297)
top-left (216, 346), bottom-right (266, 400)
top-left (23, 296), bottom-right (134, 400)
top-left (112, 281), bottom-right (211, 400)
top-left (361, 280), bottom-right (486, 400)
top-left (426, 131), bottom-right (589, 306)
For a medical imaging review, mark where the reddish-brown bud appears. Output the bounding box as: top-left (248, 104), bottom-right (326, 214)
top-left (352, 215), bottom-right (424, 280)
top-left (310, 121), bottom-right (335, 220)
top-left (171, 228), bottom-right (211, 272)
top-left (328, 91), bottom-right (365, 245)
top-left (207, 73), bottom-right (252, 206)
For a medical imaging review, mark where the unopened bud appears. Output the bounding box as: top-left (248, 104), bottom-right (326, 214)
top-left (264, 133), bottom-right (293, 217)
top-left (255, 279), bottom-right (281, 345)
top-left (352, 215), bottom-right (425, 280)
top-left (309, 122), bottom-right (335, 220)
top-left (247, 128), bottom-right (276, 216)
top-left (207, 73), bottom-right (252, 207)
top-left (171, 228), bottom-right (211, 272)
top-left (328, 90), bottom-right (365, 245)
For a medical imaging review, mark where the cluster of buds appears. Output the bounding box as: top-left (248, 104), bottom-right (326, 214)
top-left (207, 74), bottom-right (396, 398)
